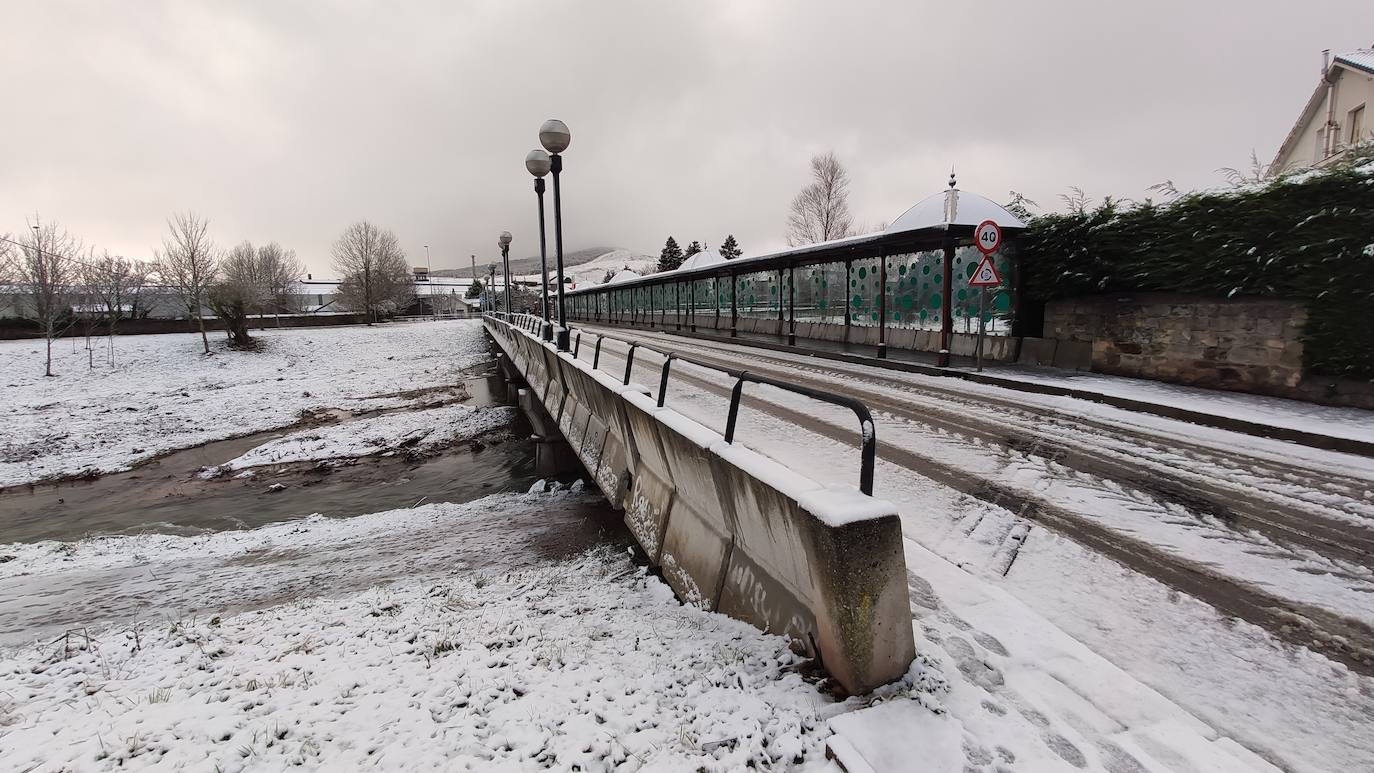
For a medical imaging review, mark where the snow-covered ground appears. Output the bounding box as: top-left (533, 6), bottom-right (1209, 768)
top-left (989, 365), bottom-right (1374, 443)
top-left (0, 320), bottom-right (493, 487)
top-left (514, 248), bottom-right (657, 288)
top-left (216, 403), bottom-right (516, 472)
top-left (572, 327), bottom-right (1374, 771)
top-left (0, 488), bottom-right (944, 772)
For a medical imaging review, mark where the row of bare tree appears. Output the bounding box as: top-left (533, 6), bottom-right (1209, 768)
top-left (1, 213), bottom-right (421, 376)
top-left (0, 213), bottom-right (305, 374)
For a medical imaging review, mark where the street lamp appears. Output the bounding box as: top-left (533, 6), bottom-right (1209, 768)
top-left (525, 148), bottom-right (553, 341)
top-left (539, 118), bottom-right (571, 350)
top-left (498, 230), bottom-right (513, 316)
top-left (424, 244), bottom-right (432, 315)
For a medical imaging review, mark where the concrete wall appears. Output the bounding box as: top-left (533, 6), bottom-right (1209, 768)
top-left (486, 317), bottom-right (915, 695)
top-left (1045, 293), bottom-right (1307, 392)
top-left (0, 312), bottom-right (370, 340)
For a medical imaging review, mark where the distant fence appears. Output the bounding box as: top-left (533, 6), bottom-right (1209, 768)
top-left (0, 313), bottom-right (370, 341)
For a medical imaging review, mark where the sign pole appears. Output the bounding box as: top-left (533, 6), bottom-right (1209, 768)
top-left (976, 287), bottom-right (987, 372)
top-left (969, 219), bottom-right (1004, 372)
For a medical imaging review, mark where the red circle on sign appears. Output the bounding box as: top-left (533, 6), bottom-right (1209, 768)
top-left (974, 220), bottom-right (1002, 255)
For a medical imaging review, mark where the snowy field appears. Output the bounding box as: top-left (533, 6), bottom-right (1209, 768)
top-left (0, 320), bottom-right (493, 487)
top-left (0, 488), bottom-right (944, 772)
top-left (0, 508), bottom-right (833, 770)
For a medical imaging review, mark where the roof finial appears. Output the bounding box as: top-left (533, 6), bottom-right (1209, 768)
top-left (948, 165), bottom-right (957, 190)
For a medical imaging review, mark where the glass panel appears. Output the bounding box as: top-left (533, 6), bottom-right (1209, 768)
top-left (797, 260), bottom-right (846, 324)
top-left (885, 250), bottom-right (944, 330)
top-left (736, 270), bottom-right (779, 319)
top-left (949, 244), bottom-right (1015, 335)
top-left (849, 257), bottom-right (881, 326)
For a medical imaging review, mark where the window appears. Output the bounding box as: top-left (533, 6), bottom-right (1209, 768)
top-left (1350, 104), bottom-right (1366, 146)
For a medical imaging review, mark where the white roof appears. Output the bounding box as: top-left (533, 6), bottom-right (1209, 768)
top-left (885, 188), bottom-right (1026, 233)
top-left (676, 248), bottom-right (727, 272)
top-left (606, 269), bottom-right (642, 285)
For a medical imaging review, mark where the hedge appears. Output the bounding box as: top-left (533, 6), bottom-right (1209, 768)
top-left (1020, 152), bottom-right (1374, 380)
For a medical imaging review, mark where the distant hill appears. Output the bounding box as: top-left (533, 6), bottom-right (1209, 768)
top-left (431, 247), bottom-right (620, 280)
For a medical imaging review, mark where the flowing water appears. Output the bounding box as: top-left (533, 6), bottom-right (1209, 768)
top-left (0, 374), bottom-right (551, 544)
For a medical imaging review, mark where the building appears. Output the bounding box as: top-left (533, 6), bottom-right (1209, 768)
top-left (1271, 47), bottom-right (1374, 174)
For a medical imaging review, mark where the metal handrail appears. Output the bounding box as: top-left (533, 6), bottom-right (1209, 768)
top-left (483, 315), bottom-right (877, 496)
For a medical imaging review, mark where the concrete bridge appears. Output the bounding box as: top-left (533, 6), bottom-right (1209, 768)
top-left (483, 313), bottom-right (916, 695)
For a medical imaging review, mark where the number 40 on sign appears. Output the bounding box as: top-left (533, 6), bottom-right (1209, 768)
top-left (969, 220), bottom-right (1003, 287)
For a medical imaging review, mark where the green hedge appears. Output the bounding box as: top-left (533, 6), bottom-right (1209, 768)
top-left (1020, 155), bottom-right (1374, 380)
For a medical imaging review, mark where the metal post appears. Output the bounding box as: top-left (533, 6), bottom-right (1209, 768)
top-left (939, 241), bottom-right (954, 367)
top-left (501, 243), bottom-right (511, 314)
top-left (787, 266), bottom-right (796, 346)
top-left (729, 272), bottom-right (738, 337)
top-left (551, 153), bottom-right (569, 350)
top-left (976, 287), bottom-right (987, 372)
top-left (877, 250), bottom-right (888, 358)
top-left (535, 177), bottom-right (552, 341)
top-left (844, 259), bottom-right (853, 344)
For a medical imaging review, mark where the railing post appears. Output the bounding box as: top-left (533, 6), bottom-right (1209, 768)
top-left (657, 354), bottom-right (675, 407)
top-left (623, 343), bottom-right (638, 385)
top-left (724, 376), bottom-right (747, 443)
top-left (593, 335), bottom-right (604, 369)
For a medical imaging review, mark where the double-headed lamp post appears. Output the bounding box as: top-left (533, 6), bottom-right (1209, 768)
top-left (538, 119), bottom-right (571, 350)
top-left (525, 148), bottom-right (553, 341)
top-left (498, 231), bottom-right (513, 316)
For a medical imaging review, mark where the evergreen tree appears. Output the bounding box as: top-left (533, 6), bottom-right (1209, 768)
top-left (601, 269), bottom-right (615, 284)
top-left (657, 236), bottom-right (684, 272)
top-left (683, 240), bottom-right (702, 259)
top-left (465, 279), bottom-right (483, 298)
top-left (719, 234), bottom-right (742, 260)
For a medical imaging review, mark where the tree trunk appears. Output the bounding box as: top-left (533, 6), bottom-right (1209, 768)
top-left (197, 315), bottom-right (210, 354)
top-left (45, 336), bottom-right (54, 377)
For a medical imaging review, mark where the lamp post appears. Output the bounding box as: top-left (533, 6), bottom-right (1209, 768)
top-left (424, 244), bottom-right (432, 315)
top-left (526, 148), bottom-right (553, 341)
top-left (498, 231), bottom-right (513, 316)
top-left (539, 119), bottom-right (571, 350)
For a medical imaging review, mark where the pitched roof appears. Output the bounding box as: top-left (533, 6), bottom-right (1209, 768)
top-left (1335, 49), bottom-right (1374, 76)
top-left (1271, 49), bottom-right (1374, 171)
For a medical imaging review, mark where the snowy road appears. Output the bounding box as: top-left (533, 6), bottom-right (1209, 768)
top-left (564, 322), bottom-right (1374, 771)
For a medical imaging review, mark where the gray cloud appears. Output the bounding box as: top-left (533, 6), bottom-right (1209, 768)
top-left (3, 0), bottom-right (1370, 274)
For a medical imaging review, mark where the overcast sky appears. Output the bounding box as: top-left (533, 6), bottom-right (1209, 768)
top-left (4, 1), bottom-right (1371, 274)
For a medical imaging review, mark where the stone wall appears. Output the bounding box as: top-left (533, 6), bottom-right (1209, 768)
top-left (1045, 293), bottom-right (1306, 391)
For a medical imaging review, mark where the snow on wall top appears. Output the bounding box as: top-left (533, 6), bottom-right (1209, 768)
top-left (885, 188), bottom-right (1026, 233)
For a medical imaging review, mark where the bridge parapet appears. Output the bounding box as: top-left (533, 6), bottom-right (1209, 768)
top-left (484, 314), bottom-right (915, 694)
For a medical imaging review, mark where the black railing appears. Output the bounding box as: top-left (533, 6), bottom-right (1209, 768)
top-left (483, 313), bottom-right (877, 496)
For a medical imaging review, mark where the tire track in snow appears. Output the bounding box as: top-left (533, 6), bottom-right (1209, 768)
top-left (579, 333), bottom-right (1374, 677)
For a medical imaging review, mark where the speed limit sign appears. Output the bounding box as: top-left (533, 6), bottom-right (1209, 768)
top-left (974, 220), bottom-right (1002, 254)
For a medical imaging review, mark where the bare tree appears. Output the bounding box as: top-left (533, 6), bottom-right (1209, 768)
top-left (83, 251), bottom-right (144, 365)
top-left (331, 221), bottom-right (413, 322)
top-left (16, 217), bottom-right (84, 376)
top-left (257, 242), bottom-right (304, 319)
top-left (207, 242), bottom-right (259, 348)
top-left (786, 152), bottom-right (856, 247)
top-left (155, 212), bottom-right (218, 354)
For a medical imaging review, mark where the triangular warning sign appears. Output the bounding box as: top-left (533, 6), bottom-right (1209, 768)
top-left (968, 255), bottom-right (1003, 287)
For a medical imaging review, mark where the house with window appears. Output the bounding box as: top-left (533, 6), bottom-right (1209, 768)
top-left (1270, 47), bottom-right (1373, 174)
